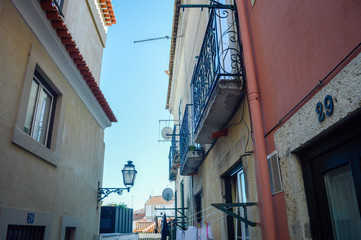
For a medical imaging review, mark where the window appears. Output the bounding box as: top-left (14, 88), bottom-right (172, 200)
top-left (24, 72), bottom-right (56, 147)
top-left (12, 50), bottom-right (65, 166)
top-left (194, 191), bottom-right (202, 224)
top-left (60, 216), bottom-right (79, 240)
top-left (54, 0), bottom-right (64, 11)
top-left (64, 227), bottom-right (76, 240)
top-left (267, 151), bottom-right (283, 194)
top-left (6, 225), bottom-right (45, 240)
top-left (223, 166), bottom-right (250, 240)
top-left (301, 134), bottom-right (361, 239)
top-left (236, 169), bottom-right (249, 240)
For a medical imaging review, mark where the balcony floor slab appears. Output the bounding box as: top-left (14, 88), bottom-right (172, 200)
top-left (194, 78), bottom-right (244, 144)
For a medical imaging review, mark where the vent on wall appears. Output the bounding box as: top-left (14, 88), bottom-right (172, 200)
top-left (267, 150), bottom-right (283, 194)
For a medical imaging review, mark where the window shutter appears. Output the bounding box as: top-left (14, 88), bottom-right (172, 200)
top-left (267, 151), bottom-right (283, 194)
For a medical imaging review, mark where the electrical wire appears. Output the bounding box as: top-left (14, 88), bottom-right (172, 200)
top-left (184, 206), bottom-right (215, 221)
top-left (264, 42), bottom-right (361, 137)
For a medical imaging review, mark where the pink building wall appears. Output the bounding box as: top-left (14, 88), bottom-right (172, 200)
top-left (236, 0), bottom-right (361, 239)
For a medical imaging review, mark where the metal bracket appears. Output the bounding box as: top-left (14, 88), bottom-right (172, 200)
top-left (155, 207), bottom-right (188, 216)
top-left (97, 182), bottom-right (129, 202)
top-left (211, 203), bottom-right (259, 227)
top-left (180, 0), bottom-right (235, 10)
top-left (156, 207), bottom-right (188, 230)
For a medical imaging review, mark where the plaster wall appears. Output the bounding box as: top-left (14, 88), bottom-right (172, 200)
top-left (274, 53), bottom-right (361, 239)
top-left (169, 1), bottom-right (261, 239)
top-left (238, 0), bottom-right (361, 139)
top-left (168, 0), bottom-right (209, 117)
top-left (170, 0), bottom-right (212, 232)
top-left (194, 100), bottom-right (261, 239)
top-left (0, 0), bottom-right (105, 238)
top-left (63, 0), bottom-right (107, 83)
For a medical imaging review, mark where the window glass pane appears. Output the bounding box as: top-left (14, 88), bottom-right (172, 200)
top-left (324, 165), bottom-right (361, 239)
top-left (236, 169), bottom-right (249, 240)
top-left (24, 80), bottom-right (39, 134)
top-left (33, 88), bottom-right (53, 144)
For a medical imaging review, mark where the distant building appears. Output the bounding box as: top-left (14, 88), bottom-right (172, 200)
top-left (133, 209), bottom-right (145, 230)
top-left (145, 196), bottom-right (175, 221)
top-left (133, 209), bottom-right (145, 222)
top-left (166, 0), bottom-right (361, 239)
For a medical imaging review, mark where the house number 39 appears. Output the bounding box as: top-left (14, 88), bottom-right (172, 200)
top-left (316, 95), bottom-right (334, 122)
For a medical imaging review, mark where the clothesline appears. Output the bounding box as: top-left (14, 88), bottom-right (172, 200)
top-left (185, 204), bottom-right (234, 222)
top-left (184, 206), bottom-right (214, 220)
top-left (185, 206), bottom-right (248, 226)
top-left (186, 205), bottom-right (235, 221)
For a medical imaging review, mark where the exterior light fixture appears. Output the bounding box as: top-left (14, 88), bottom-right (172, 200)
top-left (97, 161), bottom-right (137, 203)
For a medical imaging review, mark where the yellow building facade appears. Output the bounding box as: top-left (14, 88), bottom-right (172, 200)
top-left (166, 0), bottom-right (261, 239)
top-left (0, 0), bottom-right (116, 239)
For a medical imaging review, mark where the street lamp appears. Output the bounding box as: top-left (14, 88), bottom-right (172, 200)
top-left (97, 161), bottom-right (137, 203)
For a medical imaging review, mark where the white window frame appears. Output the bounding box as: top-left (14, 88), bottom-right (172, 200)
top-left (24, 74), bottom-right (55, 147)
top-left (12, 47), bottom-right (65, 166)
top-left (235, 168), bottom-right (250, 240)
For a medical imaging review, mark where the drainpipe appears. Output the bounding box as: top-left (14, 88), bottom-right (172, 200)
top-left (236, 1), bottom-right (277, 239)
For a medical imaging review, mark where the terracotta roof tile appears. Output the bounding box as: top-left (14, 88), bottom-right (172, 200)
top-left (40, 0), bottom-right (117, 122)
top-left (146, 196), bottom-right (174, 205)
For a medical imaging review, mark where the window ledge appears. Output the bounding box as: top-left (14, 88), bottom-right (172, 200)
top-left (12, 126), bottom-right (59, 166)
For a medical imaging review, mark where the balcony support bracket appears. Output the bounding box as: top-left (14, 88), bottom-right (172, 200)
top-left (180, 1), bottom-right (235, 11)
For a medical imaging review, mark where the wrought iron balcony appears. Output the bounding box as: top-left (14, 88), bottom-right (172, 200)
top-left (179, 105), bottom-right (203, 176)
top-left (192, 7), bottom-right (244, 144)
top-left (169, 125), bottom-right (180, 181)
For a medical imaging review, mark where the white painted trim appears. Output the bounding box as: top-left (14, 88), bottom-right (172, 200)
top-left (11, 0), bottom-right (112, 129)
top-left (0, 207), bottom-right (53, 240)
top-left (273, 52), bottom-right (361, 240)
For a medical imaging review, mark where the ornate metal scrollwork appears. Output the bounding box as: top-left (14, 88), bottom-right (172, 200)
top-left (97, 183), bottom-right (129, 203)
top-left (192, 7), bottom-right (244, 132)
top-left (179, 105), bottom-right (191, 166)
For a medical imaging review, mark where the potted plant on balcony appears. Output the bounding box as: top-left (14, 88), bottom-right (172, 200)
top-left (188, 145), bottom-right (196, 151)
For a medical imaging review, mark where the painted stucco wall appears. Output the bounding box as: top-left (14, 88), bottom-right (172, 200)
top-left (168, 0), bottom-right (209, 117)
top-left (194, 100), bottom-right (260, 239)
top-left (274, 52), bottom-right (361, 240)
top-left (234, 0), bottom-right (361, 238)
top-left (0, 0), bottom-right (105, 238)
top-left (240, 0), bottom-right (361, 137)
top-left (169, 1), bottom-right (212, 235)
top-left (169, 1), bottom-right (261, 239)
top-left (63, 0), bottom-right (108, 83)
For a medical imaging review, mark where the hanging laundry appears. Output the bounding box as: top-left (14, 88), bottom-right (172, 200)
top-left (198, 223), bottom-right (214, 240)
top-left (161, 213), bottom-right (170, 240)
top-left (184, 226), bottom-right (197, 240)
top-left (176, 227), bottom-right (184, 240)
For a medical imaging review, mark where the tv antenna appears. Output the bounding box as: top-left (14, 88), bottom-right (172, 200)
top-left (134, 35), bottom-right (182, 44)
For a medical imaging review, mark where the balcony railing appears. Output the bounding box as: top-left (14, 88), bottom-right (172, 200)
top-left (180, 105), bottom-right (192, 166)
top-left (169, 125), bottom-right (179, 181)
top-left (192, 7), bottom-right (244, 141)
top-left (179, 105), bottom-right (203, 175)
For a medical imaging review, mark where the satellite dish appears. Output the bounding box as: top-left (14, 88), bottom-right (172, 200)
top-left (162, 188), bottom-right (174, 202)
top-left (161, 127), bottom-right (173, 141)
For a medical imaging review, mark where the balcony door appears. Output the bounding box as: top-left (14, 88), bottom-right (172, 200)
top-left (303, 135), bottom-right (361, 239)
top-left (224, 166), bottom-right (249, 240)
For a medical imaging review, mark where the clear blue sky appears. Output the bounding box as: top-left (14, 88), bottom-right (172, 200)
top-left (99, 0), bottom-right (175, 210)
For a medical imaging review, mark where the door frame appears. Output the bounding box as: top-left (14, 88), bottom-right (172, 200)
top-left (298, 113), bottom-right (361, 239)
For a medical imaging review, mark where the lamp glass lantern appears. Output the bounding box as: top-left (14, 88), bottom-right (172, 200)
top-left (122, 160), bottom-right (137, 188)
